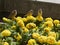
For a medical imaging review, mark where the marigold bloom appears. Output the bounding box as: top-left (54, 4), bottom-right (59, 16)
top-left (27, 16), bottom-right (36, 21)
top-left (36, 15), bottom-right (43, 21)
top-left (14, 33), bottom-right (22, 41)
top-left (44, 21), bottom-right (53, 27)
top-left (3, 42), bottom-right (9, 45)
top-left (3, 17), bottom-right (12, 23)
top-left (47, 36), bottom-right (56, 44)
top-left (38, 36), bottom-right (47, 43)
top-left (1, 30), bottom-right (11, 36)
top-left (32, 33), bottom-right (40, 39)
top-left (45, 17), bottom-right (53, 22)
top-left (48, 32), bottom-right (56, 38)
top-left (26, 23), bottom-right (36, 29)
top-left (54, 20), bottom-right (60, 25)
top-left (17, 20), bottom-right (25, 27)
top-left (27, 39), bottom-right (36, 45)
top-left (22, 27), bottom-right (29, 33)
top-left (22, 18), bottom-right (27, 22)
top-left (56, 40), bottom-right (60, 45)
top-left (15, 16), bottom-right (22, 22)
top-left (44, 27), bottom-right (51, 32)
top-left (11, 25), bottom-right (16, 29)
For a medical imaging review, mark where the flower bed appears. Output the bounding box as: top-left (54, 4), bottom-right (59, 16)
top-left (0, 9), bottom-right (60, 45)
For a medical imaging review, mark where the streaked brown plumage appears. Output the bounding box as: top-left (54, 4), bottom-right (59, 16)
top-left (25, 10), bottom-right (33, 16)
top-left (8, 10), bottom-right (17, 20)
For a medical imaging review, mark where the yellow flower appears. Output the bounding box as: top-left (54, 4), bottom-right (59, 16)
top-left (56, 40), bottom-right (60, 45)
top-left (27, 39), bottom-right (36, 45)
top-left (32, 33), bottom-right (40, 39)
top-left (32, 27), bottom-right (38, 31)
top-left (3, 17), bottom-right (11, 23)
top-left (26, 23), bottom-right (36, 29)
top-left (1, 30), bottom-right (11, 36)
top-left (44, 21), bottom-right (53, 27)
top-left (54, 20), bottom-right (59, 25)
top-left (38, 36), bottom-right (47, 43)
top-left (36, 9), bottom-right (43, 21)
top-left (36, 15), bottom-right (43, 21)
top-left (11, 25), bottom-right (16, 29)
top-left (3, 42), bottom-right (9, 45)
top-left (47, 36), bottom-right (56, 44)
top-left (45, 17), bottom-right (53, 22)
top-left (48, 32), bottom-right (56, 38)
top-left (14, 33), bottom-right (22, 41)
top-left (17, 20), bottom-right (25, 28)
top-left (22, 27), bottom-right (29, 33)
top-left (57, 24), bottom-right (60, 27)
top-left (22, 18), bottom-right (27, 22)
top-left (15, 16), bottom-right (22, 22)
top-left (27, 15), bottom-right (36, 21)
top-left (44, 27), bottom-right (51, 32)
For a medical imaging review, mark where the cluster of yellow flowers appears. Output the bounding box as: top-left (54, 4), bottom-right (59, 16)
top-left (0, 10), bottom-right (60, 45)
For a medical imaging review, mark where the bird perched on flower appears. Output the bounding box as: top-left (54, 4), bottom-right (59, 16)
top-left (26, 10), bottom-right (36, 21)
top-left (36, 9), bottom-right (43, 21)
top-left (8, 10), bottom-right (17, 20)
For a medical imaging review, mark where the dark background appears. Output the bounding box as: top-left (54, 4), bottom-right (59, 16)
top-left (0, 0), bottom-right (60, 20)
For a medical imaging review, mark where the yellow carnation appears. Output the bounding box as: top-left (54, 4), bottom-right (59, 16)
top-left (47, 36), bottom-right (56, 44)
top-left (38, 36), bottom-right (47, 43)
top-left (54, 20), bottom-right (59, 25)
top-left (32, 33), bottom-right (40, 39)
top-left (17, 20), bottom-right (25, 28)
top-left (3, 17), bottom-right (11, 23)
top-left (22, 18), bottom-right (27, 22)
top-left (26, 23), bottom-right (36, 29)
top-left (27, 16), bottom-right (36, 21)
top-left (48, 32), bottom-right (56, 38)
top-left (1, 30), bottom-right (11, 36)
top-left (45, 17), bottom-right (53, 22)
top-left (27, 39), bottom-right (36, 45)
top-left (11, 25), bottom-right (16, 29)
top-left (44, 27), bottom-right (51, 32)
top-left (36, 15), bottom-right (43, 21)
top-left (15, 16), bottom-right (22, 22)
top-left (3, 42), bottom-right (9, 45)
top-left (57, 24), bottom-right (60, 27)
top-left (56, 40), bottom-right (60, 45)
top-left (14, 33), bottom-right (22, 41)
top-left (22, 27), bottom-right (29, 33)
top-left (44, 21), bottom-right (53, 27)
top-left (32, 27), bottom-right (38, 31)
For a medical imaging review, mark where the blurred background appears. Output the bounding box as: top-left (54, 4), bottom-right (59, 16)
top-left (0, 0), bottom-right (60, 20)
